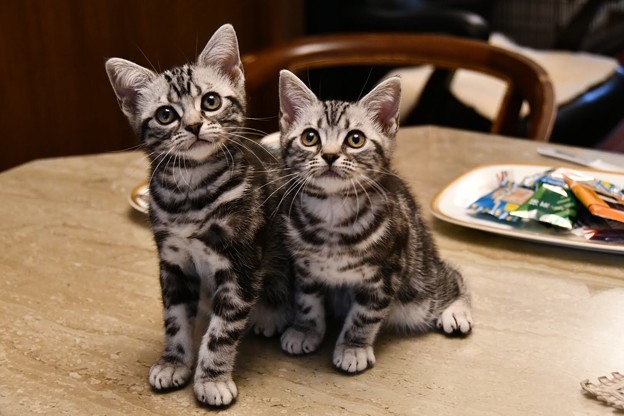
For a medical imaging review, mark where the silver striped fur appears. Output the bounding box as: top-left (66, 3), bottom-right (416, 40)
top-left (277, 70), bottom-right (473, 374)
top-left (105, 25), bottom-right (290, 406)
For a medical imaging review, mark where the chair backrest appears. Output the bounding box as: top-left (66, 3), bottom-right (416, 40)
top-left (242, 33), bottom-right (556, 141)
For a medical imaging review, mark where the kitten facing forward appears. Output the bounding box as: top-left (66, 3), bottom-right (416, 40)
top-left (277, 70), bottom-right (473, 373)
top-left (105, 25), bottom-right (290, 406)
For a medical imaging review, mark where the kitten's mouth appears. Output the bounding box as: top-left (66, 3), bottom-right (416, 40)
top-left (179, 137), bottom-right (221, 160)
top-left (319, 169), bottom-right (343, 179)
top-left (186, 137), bottom-right (215, 150)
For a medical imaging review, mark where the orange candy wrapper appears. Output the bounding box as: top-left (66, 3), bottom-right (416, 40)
top-left (563, 176), bottom-right (624, 224)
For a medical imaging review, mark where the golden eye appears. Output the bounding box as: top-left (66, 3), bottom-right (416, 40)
top-left (155, 106), bottom-right (179, 125)
top-left (201, 92), bottom-right (222, 111)
top-left (300, 129), bottom-right (320, 147)
top-left (345, 130), bottom-right (366, 148)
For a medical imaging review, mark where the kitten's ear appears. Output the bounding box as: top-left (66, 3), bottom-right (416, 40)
top-left (105, 58), bottom-right (156, 119)
top-left (360, 76), bottom-right (401, 136)
top-left (279, 70), bottom-right (317, 132)
top-left (198, 24), bottom-right (243, 84)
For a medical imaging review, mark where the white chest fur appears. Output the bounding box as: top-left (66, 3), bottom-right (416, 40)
top-left (302, 194), bottom-right (358, 226)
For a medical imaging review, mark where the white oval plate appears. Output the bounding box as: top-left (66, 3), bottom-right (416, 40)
top-left (431, 163), bottom-right (624, 254)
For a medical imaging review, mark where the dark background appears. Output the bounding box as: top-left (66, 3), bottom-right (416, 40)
top-left (1, 0), bottom-right (623, 172)
top-left (0, 0), bottom-right (304, 171)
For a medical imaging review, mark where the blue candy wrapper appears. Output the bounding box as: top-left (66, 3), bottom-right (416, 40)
top-left (468, 179), bottom-right (534, 223)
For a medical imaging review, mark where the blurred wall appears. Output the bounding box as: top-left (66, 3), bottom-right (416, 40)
top-left (0, 0), bottom-right (303, 171)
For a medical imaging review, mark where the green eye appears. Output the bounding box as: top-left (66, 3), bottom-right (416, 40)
top-left (345, 130), bottom-right (366, 148)
top-left (201, 92), bottom-right (222, 111)
top-left (300, 129), bottom-right (320, 147)
top-left (155, 106), bottom-right (179, 125)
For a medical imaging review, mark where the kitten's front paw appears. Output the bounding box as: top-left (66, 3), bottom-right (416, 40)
top-left (194, 378), bottom-right (238, 407)
top-left (280, 327), bottom-right (323, 355)
top-left (250, 304), bottom-right (290, 338)
top-left (437, 299), bottom-right (473, 335)
top-left (333, 344), bottom-right (375, 373)
top-left (149, 362), bottom-right (192, 391)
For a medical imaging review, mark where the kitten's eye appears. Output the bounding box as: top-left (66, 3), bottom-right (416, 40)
top-left (300, 129), bottom-right (320, 147)
top-left (201, 92), bottom-right (222, 111)
top-left (155, 106), bottom-right (179, 125)
top-left (345, 130), bottom-right (366, 148)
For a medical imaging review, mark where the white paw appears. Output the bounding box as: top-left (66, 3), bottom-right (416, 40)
top-left (280, 327), bottom-right (323, 355)
top-left (437, 299), bottom-right (473, 334)
top-left (333, 344), bottom-right (375, 373)
top-left (194, 379), bottom-right (238, 407)
top-left (149, 362), bottom-right (192, 390)
top-left (250, 305), bottom-right (290, 338)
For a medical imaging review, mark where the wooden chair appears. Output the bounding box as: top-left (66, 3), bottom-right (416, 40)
top-left (242, 33), bottom-right (556, 141)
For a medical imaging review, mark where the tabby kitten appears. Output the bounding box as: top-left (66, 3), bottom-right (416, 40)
top-left (277, 70), bottom-right (473, 373)
top-left (105, 25), bottom-right (289, 406)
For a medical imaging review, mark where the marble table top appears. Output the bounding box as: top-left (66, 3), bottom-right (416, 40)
top-left (1, 126), bottom-right (622, 415)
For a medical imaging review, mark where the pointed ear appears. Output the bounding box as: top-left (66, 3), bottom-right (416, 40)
top-left (105, 58), bottom-right (155, 120)
top-left (360, 76), bottom-right (401, 136)
top-left (198, 24), bottom-right (243, 84)
top-left (279, 70), bottom-right (317, 132)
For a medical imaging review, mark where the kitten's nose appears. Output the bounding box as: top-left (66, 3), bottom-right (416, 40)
top-left (322, 153), bottom-right (339, 166)
top-left (185, 123), bottom-right (202, 137)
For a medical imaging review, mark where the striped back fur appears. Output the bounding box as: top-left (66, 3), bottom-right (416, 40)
top-left (277, 70), bottom-right (472, 374)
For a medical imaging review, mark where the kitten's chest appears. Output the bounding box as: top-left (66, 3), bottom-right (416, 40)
top-left (303, 253), bottom-right (379, 286)
top-left (150, 165), bottom-right (250, 224)
top-left (288, 193), bottom-right (388, 250)
top-left (300, 194), bottom-right (359, 228)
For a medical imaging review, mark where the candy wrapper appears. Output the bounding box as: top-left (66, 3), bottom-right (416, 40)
top-left (563, 174), bottom-right (624, 224)
top-left (467, 178), bottom-right (534, 223)
top-left (467, 168), bottom-right (624, 240)
top-left (510, 182), bottom-right (578, 230)
top-left (573, 206), bottom-right (624, 243)
top-left (519, 168), bottom-right (566, 190)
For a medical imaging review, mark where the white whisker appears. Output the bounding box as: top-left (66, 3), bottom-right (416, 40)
top-left (148, 147), bottom-right (176, 187)
top-left (260, 174), bottom-right (301, 209)
top-left (222, 132), bottom-right (280, 163)
top-left (282, 175), bottom-right (310, 220)
top-left (258, 171), bottom-right (299, 190)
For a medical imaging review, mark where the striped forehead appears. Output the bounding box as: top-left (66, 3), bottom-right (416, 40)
top-left (316, 101), bottom-right (352, 130)
top-left (162, 65), bottom-right (199, 100)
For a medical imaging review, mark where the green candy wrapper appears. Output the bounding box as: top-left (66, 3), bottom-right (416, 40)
top-left (510, 183), bottom-right (578, 229)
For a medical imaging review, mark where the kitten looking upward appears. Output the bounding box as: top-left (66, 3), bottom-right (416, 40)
top-left (105, 24), bottom-right (290, 407)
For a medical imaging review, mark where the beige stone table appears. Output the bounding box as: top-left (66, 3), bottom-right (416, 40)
top-left (1, 126), bottom-right (623, 415)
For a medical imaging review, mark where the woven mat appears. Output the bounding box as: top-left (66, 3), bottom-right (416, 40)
top-left (581, 372), bottom-right (624, 410)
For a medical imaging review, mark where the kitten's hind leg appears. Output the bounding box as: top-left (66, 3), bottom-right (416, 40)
top-left (250, 255), bottom-right (293, 338)
top-left (436, 298), bottom-right (473, 335)
top-left (149, 262), bottom-right (199, 391)
top-left (250, 301), bottom-right (291, 338)
top-left (280, 275), bottom-right (325, 355)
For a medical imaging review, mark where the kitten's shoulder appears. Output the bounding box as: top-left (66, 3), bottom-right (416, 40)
top-left (381, 170), bottom-right (422, 211)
